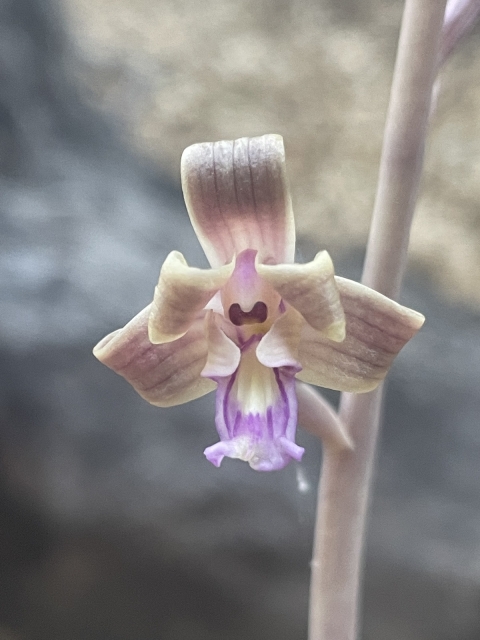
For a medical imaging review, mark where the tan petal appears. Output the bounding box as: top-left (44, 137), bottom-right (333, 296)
top-left (201, 311), bottom-right (241, 378)
top-left (256, 306), bottom-right (303, 369)
top-left (181, 134), bottom-right (295, 267)
top-left (148, 250), bottom-right (233, 344)
top-left (256, 251), bottom-right (346, 341)
top-left (296, 277), bottom-right (425, 392)
top-left (93, 306), bottom-right (216, 407)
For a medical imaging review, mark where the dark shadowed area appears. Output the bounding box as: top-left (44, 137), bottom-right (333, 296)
top-left (0, 1), bottom-right (480, 639)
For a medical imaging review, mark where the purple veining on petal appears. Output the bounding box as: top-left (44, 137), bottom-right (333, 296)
top-left (232, 410), bottom-right (242, 437)
top-left (204, 355), bottom-right (304, 471)
top-left (181, 136), bottom-right (295, 268)
top-left (223, 371), bottom-right (237, 438)
top-left (274, 369), bottom-right (290, 421)
top-left (267, 406), bottom-right (274, 440)
top-left (273, 368), bottom-right (299, 443)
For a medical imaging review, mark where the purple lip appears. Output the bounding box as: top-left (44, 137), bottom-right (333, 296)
top-left (204, 360), bottom-right (304, 471)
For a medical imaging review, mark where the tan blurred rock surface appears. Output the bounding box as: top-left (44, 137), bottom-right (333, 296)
top-left (61, 0), bottom-right (480, 307)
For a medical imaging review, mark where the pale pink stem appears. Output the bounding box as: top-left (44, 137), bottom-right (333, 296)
top-left (309, 390), bottom-right (383, 640)
top-left (308, 2), bottom-right (448, 639)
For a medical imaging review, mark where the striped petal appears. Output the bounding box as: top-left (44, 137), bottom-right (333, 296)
top-left (93, 306), bottom-right (216, 407)
top-left (296, 278), bottom-right (425, 392)
top-left (256, 251), bottom-right (346, 341)
top-left (181, 134), bottom-right (295, 268)
top-left (148, 250), bottom-right (233, 344)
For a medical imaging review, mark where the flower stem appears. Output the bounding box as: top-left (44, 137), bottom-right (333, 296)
top-left (308, 1), bottom-right (448, 639)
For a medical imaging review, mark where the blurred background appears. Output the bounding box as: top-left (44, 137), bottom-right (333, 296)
top-left (0, 0), bottom-right (479, 638)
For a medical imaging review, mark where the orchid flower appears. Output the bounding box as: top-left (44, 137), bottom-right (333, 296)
top-left (93, 134), bottom-right (424, 472)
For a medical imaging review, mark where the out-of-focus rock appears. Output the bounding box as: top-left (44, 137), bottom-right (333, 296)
top-left (61, 0), bottom-right (480, 308)
top-left (0, 0), bottom-right (201, 348)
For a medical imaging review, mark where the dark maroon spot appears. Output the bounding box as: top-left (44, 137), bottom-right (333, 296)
top-left (229, 301), bottom-right (268, 326)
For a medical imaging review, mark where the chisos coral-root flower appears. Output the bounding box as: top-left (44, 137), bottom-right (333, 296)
top-left (93, 134), bottom-right (424, 471)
